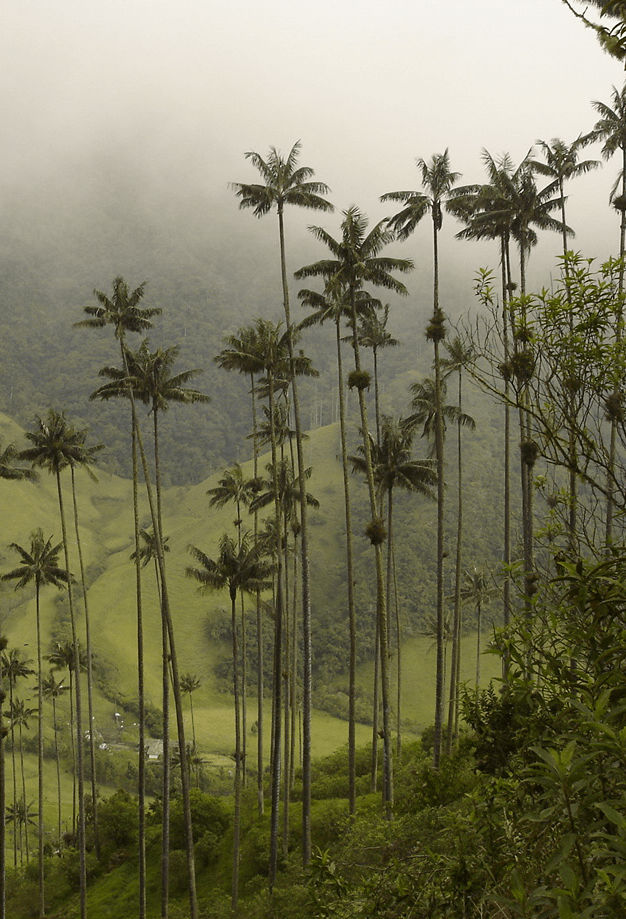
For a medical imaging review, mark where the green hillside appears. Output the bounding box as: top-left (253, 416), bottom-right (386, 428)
top-left (0, 407), bottom-right (500, 820)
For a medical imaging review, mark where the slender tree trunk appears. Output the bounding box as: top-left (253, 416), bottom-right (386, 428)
top-left (0, 647), bottom-right (5, 919)
top-left (281, 515), bottom-right (291, 858)
top-left (55, 471), bottom-right (87, 919)
top-left (70, 465), bottom-right (100, 862)
top-left (9, 682), bottom-right (17, 869)
top-left (277, 203), bottom-right (313, 864)
top-left (349, 288), bottom-right (393, 815)
top-left (370, 626), bottom-right (380, 793)
top-left (503, 237), bottom-right (512, 643)
top-left (335, 318), bottom-right (358, 814)
top-left (52, 695), bottom-right (62, 852)
top-left (131, 425), bottom-right (147, 919)
top-left (429, 214), bottom-right (446, 769)
top-left (18, 722), bottom-right (28, 863)
top-left (475, 602), bottom-right (482, 688)
top-left (35, 587), bottom-right (44, 919)
top-left (230, 590), bottom-right (242, 911)
top-left (267, 373), bottom-right (284, 892)
top-left (387, 494), bottom-right (403, 762)
top-left (446, 371), bottom-right (464, 755)
top-left (606, 151), bottom-right (626, 546)
top-left (152, 410), bottom-right (170, 919)
top-left (250, 375), bottom-right (265, 816)
top-left (120, 348), bottom-right (197, 919)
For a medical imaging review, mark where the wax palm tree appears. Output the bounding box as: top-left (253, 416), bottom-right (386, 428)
top-left (215, 326), bottom-right (274, 815)
top-left (237, 318), bottom-right (315, 881)
top-left (590, 84), bottom-right (626, 277)
top-left (78, 278), bottom-right (198, 919)
top-left (208, 465), bottom-right (256, 533)
top-left (460, 567), bottom-right (500, 687)
top-left (409, 371), bottom-right (474, 758)
top-left (187, 534), bottom-right (272, 910)
top-left (5, 798), bottom-right (37, 865)
top-left (528, 136), bottom-right (599, 262)
top-left (19, 410), bottom-right (90, 908)
top-left (1, 651), bottom-right (33, 868)
top-left (65, 431), bottom-right (104, 859)
top-left (211, 462), bottom-right (270, 790)
top-left (589, 84), bottom-right (626, 544)
top-left (441, 337), bottom-right (476, 750)
top-left (40, 672), bottom-right (68, 849)
top-left (47, 641), bottom-right (80, 837)
top-left (528, 138), bottom-right (598, 550)
top-left (382, 151), bottom-right (462, 765)
top-left (356, 302), bottom-right (399, 445)
top-left (0, 442), bottom-right (37, 482)
top-left (96, 340), bottom-right (209, 911)
top-left (9, 699), bottom-right (36, 863)
top-left (179, 675), bottom-right (201, 751)
top-left (3, 530), bottom-right (69, 917)
top-left (296, 206), bottom-right (413, 811)
top-left (451, 152), bottom-right (518, 637)
top-left (298, 282), bottom-right (363, 812)
top-left (234, 141), bottom-right (333, 866)
top-left (351, 415), bottom-right (436, 760)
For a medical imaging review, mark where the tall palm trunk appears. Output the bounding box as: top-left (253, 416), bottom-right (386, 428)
top-left (152, 407), bottom-right (170, 919)
top-left (8, 678), bottom-right (17, 868)
top-left (51, 693), bottom-right (62, 851)
top-left (18, 719), bottom-right (28, 863)
top-left (250, 374), bottom-right (265, 816)
top-left (70, 465), bottom-right (100, 862)
top-left (334, 317), bottom-right (358, 814)
top-left (349, 289), bottom-right (393, 815)
top-left (55, 471), bottom-right (87, 919)
top-left (606, 150), bottom-right (626, 546)
top-left (120, 345), bottom-right (198, 919)
top-left (0, 644), bottom-right (6, 919)
top-left (281, 510), bottom-right (291, 858)
top-left (502, 236), bottom-right (512, 640)
top-left (277, 202), bottom-right (314, 863)
top-left (35, 585), bottom-right (44, 919)
top-left (429, 215), bottom-right (446, 769)
top-left (268, 368), bottom-right (285, 891)
top-left (447, 364), bottom-right (465, 753)
top-left (130, 425), bottom-right (147, 919)
top-left (230, 586), bottom-right (242, 911)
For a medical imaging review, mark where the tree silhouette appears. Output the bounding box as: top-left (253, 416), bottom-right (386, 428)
top-left (296, 205), bottom-right (413, 812)
top-left (78, 277), bottom-right (198, 919)
top-left (3, 529), bottom-right (69, 916)
top-left (234, 141), bottom-right (333, 867)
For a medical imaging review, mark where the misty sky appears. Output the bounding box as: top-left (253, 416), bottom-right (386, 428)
top-left (2, 0), bottom-right (625, 288)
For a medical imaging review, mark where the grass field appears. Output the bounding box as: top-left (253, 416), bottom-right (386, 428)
top-left (0, 411), bottom-right (501, 832)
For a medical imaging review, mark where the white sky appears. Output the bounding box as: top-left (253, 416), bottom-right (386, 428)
top-left (1, 0), bottom-right (625, 283)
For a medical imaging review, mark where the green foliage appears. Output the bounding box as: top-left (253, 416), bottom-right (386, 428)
top-left (96, 788), bottom-right (138, 854)
top-left (167, 787), bottom-right (231, 853)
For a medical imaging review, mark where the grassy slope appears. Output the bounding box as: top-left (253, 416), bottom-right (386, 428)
top-left (0, 410), bottom-right (499, 825)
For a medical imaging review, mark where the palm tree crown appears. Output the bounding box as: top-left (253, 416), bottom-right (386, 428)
top-left (295, 206), bottom-right (413, 297)
top-left (19, 410), bottom-right (102, 477)
top-left (232, 141), bottom-right (334, 219)
top-left (381, 148), bottom-right (462, 238)
top-left (2, 530), bottom-right (69, 593)
top-left (76, 276), bottom-right (161, 340)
